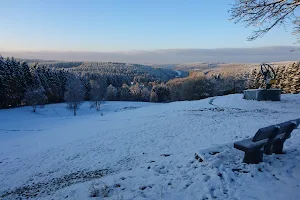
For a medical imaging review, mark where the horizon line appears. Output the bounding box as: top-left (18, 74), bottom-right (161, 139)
top-left (1, 45), bottom-right (300, 53)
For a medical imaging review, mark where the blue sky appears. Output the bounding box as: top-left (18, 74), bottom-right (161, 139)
top-left (0, 0), bottom-right (297, 51)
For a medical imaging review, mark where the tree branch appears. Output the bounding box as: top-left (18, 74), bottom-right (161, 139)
top-left (229, 0), bottom-right (299, 41)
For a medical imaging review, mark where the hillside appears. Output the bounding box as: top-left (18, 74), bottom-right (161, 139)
top-left (21, 59), bottom-right (179, 83)
top-left (0, 57), bottom-right (181, 108)
top-left (1, 94), bottom-right (300, 199)
top-left (68, 62), bottom-right (178, 83)
top-left (174, 61), bottom-right (297, 73)
top-left (174, 62), bottom-right (226, 72)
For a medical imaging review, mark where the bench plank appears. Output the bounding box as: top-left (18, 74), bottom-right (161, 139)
top-left (252, 125), bottom-right (276, 142)
top-left (252, 119), bottom-right (300, 142)
top-left (235, 132), bottom-right (287, 153)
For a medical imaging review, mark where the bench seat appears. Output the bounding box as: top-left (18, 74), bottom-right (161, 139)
top-left (234, 138), bottom-right (268, 153)
top-left (234, 133), bottom-right (286, 153)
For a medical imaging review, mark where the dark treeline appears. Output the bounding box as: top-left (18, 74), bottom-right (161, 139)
top-left (0, 56), bottom-right (249, 110)
top-left (0, 56), bottom-right (70, 108)
top-left (20, 59), bottom-right (84, 69)
top-left (0, 56), bottom-right (175, 109)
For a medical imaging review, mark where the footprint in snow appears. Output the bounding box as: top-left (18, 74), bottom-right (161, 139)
top-left (209, 151), bottom-right (220, 155)
top-left (204, 175), bottom-right (210, 182)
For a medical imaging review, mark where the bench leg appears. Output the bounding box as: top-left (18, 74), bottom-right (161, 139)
top-left (243, 150), bottom-right (263, 164)
top-left (272, 139), bottom-right (284, 154)
top-left (264, 144), bottom-right (273, 155)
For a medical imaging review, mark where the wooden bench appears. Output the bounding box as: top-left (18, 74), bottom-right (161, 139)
top-left (234, 118), bottom-right (300, 164)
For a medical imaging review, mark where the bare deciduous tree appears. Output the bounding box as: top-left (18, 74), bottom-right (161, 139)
top-left (141, 87), bottom-right (151, 102)
top-left (151, 85), bottom-right (170, 103)
top-left (229, 0), bottom-right (300, 41)
top-left (150, 90), bottom-right (158, 102)
top-left (293, 17), bottom-right (300, 48)
top-left (23, 86), bottom-right (48, 112)
top-left (64, 77), bottom-right (85, 116)
top-left (119, 83), bottom-right (131, 101)
top-left (90, 79), bottom-right (106, 111)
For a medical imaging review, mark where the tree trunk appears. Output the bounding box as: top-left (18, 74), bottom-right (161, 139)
top-left (74, 108), bottom-right (76, 116)
top-left (96, 101), bottom-right (100, 111)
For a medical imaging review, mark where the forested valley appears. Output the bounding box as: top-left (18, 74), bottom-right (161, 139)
top-left (1, 55), bottom-right (299, 112)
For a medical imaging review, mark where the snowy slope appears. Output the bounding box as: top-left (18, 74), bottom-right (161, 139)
top-left (0, 94), bottom-right (300, 200)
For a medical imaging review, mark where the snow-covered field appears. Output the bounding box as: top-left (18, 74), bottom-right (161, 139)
top-left (1, 94), bottom-right (300, 200)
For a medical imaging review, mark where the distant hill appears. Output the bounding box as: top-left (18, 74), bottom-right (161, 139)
top-left (174, 61), bottom-right (298, 77)
top-left (67, 62), bottom-right (179, 83)
top-left (2, 46), bottom-right (299, 64)
top-left (174, 62), bottom-right (225, 71)
top-left (17, 59), bottom-right (179, 83)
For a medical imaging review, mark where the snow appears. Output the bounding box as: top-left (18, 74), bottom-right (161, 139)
top-left (0, 94), bottom-right (300, 200)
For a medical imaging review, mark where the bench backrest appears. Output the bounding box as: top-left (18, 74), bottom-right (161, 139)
top-left (252, 118), bottom-right (300, 142)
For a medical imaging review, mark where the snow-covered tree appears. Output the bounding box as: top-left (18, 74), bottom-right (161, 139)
top-left (21, 62), bottom-right (34, 87)
top-left (23, 86), bottom-right (48, 112)
top-left (64, 76), bottom-right (85, 116)
top-left (90, 79), bottom-right (106, 111)
top-left (119, 83), bottom-right (131, 101)
top-left (150, 90), bottom-right (158, 102)
top-left (130, 83), bottom-right (142, 101)
top-left (141, 87), bottom-right (151, 102)
top-left (106, 84), bottom-right (117, 101)
top-left (151, 85), bottom-right (170, 102)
